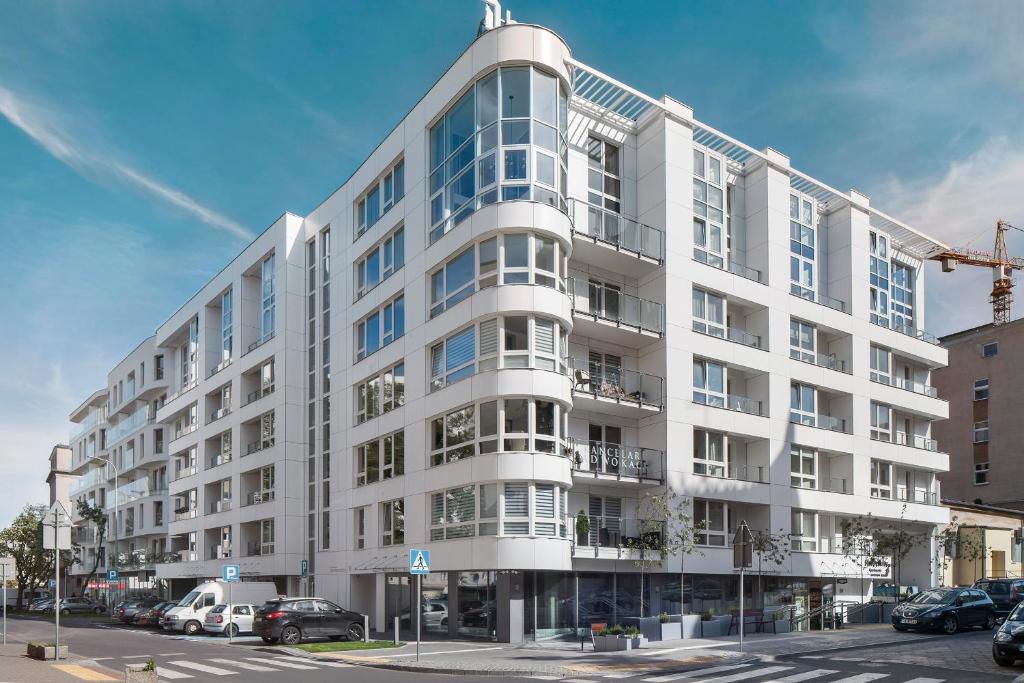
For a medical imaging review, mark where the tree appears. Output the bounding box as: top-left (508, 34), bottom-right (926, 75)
top-left (935, 516), bottom-right (988, 585)
top-left (75, 499), bottom-right (108, 599)
top-left (626, 493), bottom-right (670, 618)
top-left (752, 529), bottom-right (791, 607)
top-left (841, 506), bottom-right (931, 599)
top-left (644, 490), bottom-right (706, 615)
top-left (0, 504), bottom-right (55, 610)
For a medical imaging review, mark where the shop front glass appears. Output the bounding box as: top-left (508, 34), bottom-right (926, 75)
top-left (422, 572), bottom-right (450, 636)
top-left (526, 571), bottom-right (575, 640)
top-left (457, 571), bottom-right (496, 639)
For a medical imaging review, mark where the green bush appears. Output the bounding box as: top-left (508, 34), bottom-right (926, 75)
top-left (143, 659), bottom-right (157, 672)
top-left (624, 625), bottom-right (641, 637)
top-left (605, 624), bottom-right (625, 636)
top-left (658, 612), bottom-right (670, 623)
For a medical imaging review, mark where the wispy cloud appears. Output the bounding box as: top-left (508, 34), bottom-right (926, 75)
top-left (0, 85), bottom-right (252, 240)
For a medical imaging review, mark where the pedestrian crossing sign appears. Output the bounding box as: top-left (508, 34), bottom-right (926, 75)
top-left (409, 549), bottom-right (430, 575)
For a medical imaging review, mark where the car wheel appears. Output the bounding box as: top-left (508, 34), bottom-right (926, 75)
top-left (995, 655), bottom-right (1016, 667)
top-left (61, 609), bottom-right (70, 616)
top-left (441, 617), bottom-right (448, 627)
top-left (984, 613), bottom-right (996, 630)
top-left (183, 620), bottom-right (202, 636)
top-left (94, 607), bottom-right (103, 614)
top-left (346, 622), bottom-right (365, 642)
top-left (281, 625), bottom-right (302, 645)
top-left (261, 636), bottom-right (278, 644)
top-left (226, 623), bottom-right (239, 638)
top-left (942, 615), bottom-right (958, 634)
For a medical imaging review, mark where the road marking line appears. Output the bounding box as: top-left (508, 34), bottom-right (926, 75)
top-left (825, 675), bottom-right (890, 683)
top-left (635, 642), bottom-right (731, 656)
top-left (762, 671), bottom-right (838, 683)
top-left (310, 661), bottom-right (355, 668)
top-left (207, 659), bottom-right (278, 672)
top-left (699, 666), bottom-right (792, 683)
top-left (644, 663), bottom-right (755, 682)
top-left (244, 657), bottom-right (317, 670)
top-left (156, 668), bottom-right (194, 680)
top-left (166, 661), bottom-right (238, 676)
top-left (51, 665), bottom-right (117, 681)
top-left (901, 679), bottom-right (945, 683)
top-left (380, 645), bottom-right (507, 658)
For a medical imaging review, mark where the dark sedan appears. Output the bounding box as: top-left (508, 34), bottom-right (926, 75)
top-left (892, 587), bottom-right (996, 634)
top-left (117, 597), bottom-right (163, 624)
top-left (134, 601), bottom-right (173, 627)
top-left (993, 601), bottom-right (1024, 667)
top-left (254, 598), bottom-right (365, 645)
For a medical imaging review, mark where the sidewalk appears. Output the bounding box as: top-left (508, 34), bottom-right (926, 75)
top-left (0, 643), bottom-right (121, 682)
top-left (281, 624), bottom-right (949, 678)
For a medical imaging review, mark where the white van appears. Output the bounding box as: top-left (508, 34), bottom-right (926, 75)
top-left (162, 580), bottom-right (278, 635)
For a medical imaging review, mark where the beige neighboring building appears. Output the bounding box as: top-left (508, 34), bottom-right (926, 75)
top-left (933, 319), bottom-right (1024, 509)
top-left (46, 444), bottom-right (74, 512)
top-left (941, 499), bottom-right (1024, 585)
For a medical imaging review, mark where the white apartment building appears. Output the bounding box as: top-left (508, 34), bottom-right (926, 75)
top-left (63, 5), bottom-right (951, 640)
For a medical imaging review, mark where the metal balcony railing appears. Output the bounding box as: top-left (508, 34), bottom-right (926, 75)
top-left (209, 499), bottom-right (232, 514)
top-left (791, 285), bottom-right (846, 313)
top-left (870, 372), bottom-right (939, 398)
top-left (564, 439), bottom-right (664, 482)
top-left (792, 478), bottom-right (851, 494)
top-left (244, 383), bottom-right (275, 406)
top-left (693, 320), bottom-right (763, 349)
top-left (692, 248), bottom-right (764, 284)
top-left (693, 391), bottom-right (764, 416)
top-left (208, 451), bottom-right (232, 469)
top-left (790, 348), bottom-right (847, 373)
top-left (244, 490), bottom-right (275, 506)
top-left (246, 542), bottom-right (274, 557)
top-left (246, 437), bottom-right (275, 455)
top-left (569, 278), bottom-right (664, 335)
top-left (789, 412), bottom-right (848, 433)
top-left (568, 515), bottom-right (667, 551)
top-left (871, 319), bottom-right (940, 345)
top-left (570, 199), bottom-right (664, 262)
top-left (572, 365), bottom-right (664, 410)
top-left (693, 462), bottom-right (769, 483)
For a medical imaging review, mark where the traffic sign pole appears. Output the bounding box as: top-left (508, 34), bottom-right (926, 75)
top-left (416, 573), bottom-right (421, 662)
top-left (227, 580), bottom-right (232, 644)
top-left (408, 549), bottom-right (430, 662)
top-left (3, 561), bottom-right (7, 645)
top-left (54, 508), bottom-right (61, 660)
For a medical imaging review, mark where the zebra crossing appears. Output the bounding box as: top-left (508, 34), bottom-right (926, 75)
top-left (530, 661), bottom-right (982, 683)
top-left (133, 656), bottom-right (355, 679)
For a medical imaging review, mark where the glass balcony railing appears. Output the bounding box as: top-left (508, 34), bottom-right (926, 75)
top-left (871, 431), bottom-right (939, 451)
top-left (790, 348), bottom-right (847, 373)
top-left (105, 479), bottom-right (167, 510)
top-left (872, 489), bottom-right (939, 505)
top-left (789, 412), bottom-right (849, 433)
top-left (692, 391), bottom-right (764, 416)
top-left (245, 542), bottom-right (275, 557)
top-left (246, 437), bottom-right (275, 456)
top-left (693, 249), bottom-right (764, 284)
top-left (692, 320), bottom-right (763, 349)
top-left (871, 319), bottom-right (940, 345)
top-left (564, 439), bottom-right (664, 482)
top-left (571, 365), bottom-right (664, 410)
top-left (792, 478), bottom-right (851, 494)
top-left (105, 404), bottom-right (154, 447)
top-left (69, 408), bottom-right (106, 442)
top-left (570, 199), bottom-right (664, 263)
top-left (165, 379), bottom-right (198, 405)
top-left (869, 372), bottom-right (939, 398)
top-left (244, 490), bottom-right (275, 506)
top-left (244, 382), bottom-right (276, 407)
top-left (568, 279), bottom-right (664, 335)
top-left (173, 506), bottom-right (198, 522)
top-left (209, 499), bottom-right (232, 514)
top-left (693, 462), bottom-right (769, 483)
top-left (208, 451), bottom-right (232, 470)
top-left (567, 515), bottom-right (667, 551)
top-left (790, 285), bottom-right (846, 313)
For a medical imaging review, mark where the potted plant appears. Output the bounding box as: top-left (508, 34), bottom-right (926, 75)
top-left (593, 624), bottom-right (629, 651)
top-left (125, 659), bottom-right (158, 683)
top-left (699, 609), bottom-right (722, 638)
top-left (575, 511), bottom-right (591, 546)
top-left (624, 624), bottom-right (647, 649)
top-left (658, 612), bottom-right (681, 641)
top-left (26, 641), bottom-right (68, 660)
top-left (772, 609), bottom-right (792, 634)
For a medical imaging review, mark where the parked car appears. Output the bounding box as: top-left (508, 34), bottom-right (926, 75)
top-left (50, 597), bottom-right (106, 615)
top-left (892, 587), bottom-right (996, 634)
top-left (399, 600), bottom-right (448, 629)
top-left (254, 598), bottom-right (365, 645)
top-left (975, 578), bottom-right (1024, 617)
top-left (28, 599), bottom-right (54, 612)
top-left (134, 601), bottom-right (173, 627)
top-left (204, 604), bottom-right (256, 637)
top-left (993, 601), bottom-right (1024, 667)
top-left (163, 581), bottom-right (278, 635)
top-left (117, 597), bottom-right (162, 624)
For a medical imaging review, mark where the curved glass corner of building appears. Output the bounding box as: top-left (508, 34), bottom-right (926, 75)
top-left (429, 65), bottom-right (570, 244)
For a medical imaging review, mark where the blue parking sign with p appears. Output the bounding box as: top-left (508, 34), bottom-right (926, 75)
top-left (107, 569), bottom-right (118, 581)
top-left (222, 564), bottom-right (240, 582)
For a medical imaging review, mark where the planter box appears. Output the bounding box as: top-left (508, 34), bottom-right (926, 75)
top-left (593, 635), bottom-right (631, 652)
top-left (125, 665), bottom-right (158, 683)
top-left (774, 620), bottom-right (791, 634)
top-left (700, 620), bottom-right (721, 638)
top-left (659, 621), bottom-right (681, 641)
top-left (680, 614), bottom-right (702, 639)
top-left (26, 643), bottom-right (68, 660)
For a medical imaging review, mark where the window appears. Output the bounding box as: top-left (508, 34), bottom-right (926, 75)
top-left (587, 136), bottom-right (620, 213)
top-left (261, 254), bottom-right (276, 341)
top-left (429, 398), bottom-right (564, 466)
top-left (790, 383), bottom-right (817, 426)
top-left (692, 358), bottom-right (725, 407)
top-left (974, 378), bottom-right (989, 400)
top-left (260, 519), bottom-right (275, 554)
top-left (221, 288), bottom-right (233, 362)
top-left (382, 499), bottom-right (404, 546)
top-left (870, 345), bottom-right (891, 384)
top-left (870, 402), bottom-right (891, 441)
top-left (355, 507), bottom-right (366, 549)
top-left (791, 510), bottom-right (817, 551)
top-left (869, 232), bottom-right (890, 326)
top-left (692, 148), bottom-right (726, 267)
top-left (975, 462), bottom-right (990, 485)
top-left (429, 67), bottom-right (568, 243)
top-left (429, 233), bottom-right (564, 317)
top-left (789, 319), bottom-right (816, 363)
top-left (891, 263), bottom-right (915, 330)
top-left (693, 429), bottom-right (726, 478)
top-left (355, 294), bottom-right (404, 360)
top-left (870, 459), bottom-right (892, 499)
top-left (692, 288), bottom-right (725, 338)
top-left (431, 485), bottom-right (477, 540)
top-left (355, 158), bottom-right (405, 239)
top-left (155, 355), bottom-right (164, 381)
top-left (983, 342), bottom-right (999, 358)
top-left (790, 447), bottom-right (817, 489)
top-left (355, 361), bottom-right (405, 424)
top-left (181, 317), bottom-right (198, 389)
top-left (355, 227), bottom-right (404, 300)
top-left (503, 482), bottom-right (529, 535)
top-left (973, 420), bottom-right (990, 443)
top-left (356, 430), bottom-right (403, 486)
top-left (789, 194), bottom-right (816, 299)
top-left (694, 500), bottom-right (728, 546)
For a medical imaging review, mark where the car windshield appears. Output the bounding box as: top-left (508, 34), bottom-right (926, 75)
top-left (908, 590), bottom-right (952, 605)
top-left (976, 581), bottom-right (1010, 594)
top-left (177, 590), bottom-right (201, 607)
top-left (1009, 603), bottom-right (1024, 622)
top-left (257, 601), bottom-right (280, 613)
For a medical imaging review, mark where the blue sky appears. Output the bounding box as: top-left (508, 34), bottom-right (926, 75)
top-left (1, 0), bottom-right (1022, 525)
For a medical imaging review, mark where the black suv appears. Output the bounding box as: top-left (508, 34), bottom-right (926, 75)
top-left (975, 578), bottom-right (1024, 617)
top-left (993, 601), bottom-right (1024, 667)
top-left (892, 587), bottom-right (996, 634)
top-left (254, 598), bottom-right (365, 645)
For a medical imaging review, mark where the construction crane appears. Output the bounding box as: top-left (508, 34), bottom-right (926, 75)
top-left (931, 219), bottom-right (1024, 325)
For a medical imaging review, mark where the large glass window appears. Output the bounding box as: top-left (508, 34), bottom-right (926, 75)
top-left (356, 430), bottom-right (404, 486)
top-left (891, 263), bottom-right (915, 330)
top-left (692, 288), bottom-right (725, 337)
top-left (791, 510), bottom-right (817, 551)
top-left (382, 499), bottom-right (404, 546)
top-left (587, 136), bottom-right (620, 213)
top-left (870, 401), bottom-right (891, 441)
top-left (870, 459), bottom-right (892, 499)
top-left (789, 319), bottom-right (815, 363)
top-left (356, 295), bottom-right (405, 360)
top-left (869, 231), bottom-right (890, 326)
top-left (870, 345), bottom-right (891, 384)
top-left (692, 358), bottom-right (725, 407)
top-left (221, 289), bottom-right (233, 362)
top-left (261, 254), bottom-right (275, 341)
top-left (789, 194), bottom-right (816, 299)
top-left (790, 447), bottom-right (817, 489)
top-left (429, 67), bottom-right (568, 243)
top-left (693, 148), bottom-right (726, 267)
top-left (429, 398), bottom-right (566, 466)
top-left (694, 500), bottom-right (728, 546)
top-left (693, 429), bottom-right (726, 478)
top-left (355, 226), bottom-right (404, 301)
top-left (790, 383), bottom-right (817, 426)
top-left (975, 377), bottom-right (989, 400)
top-left (355, 159), bottom-right (405, 239)
top-left (355, 362), bottom-right (405, 424)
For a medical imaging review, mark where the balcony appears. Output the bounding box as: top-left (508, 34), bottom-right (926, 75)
top-left (788, 412), bottom-right (848, 434)
top-left (244, 331), bottom-right (275, 357)
top-left (209, 545), bottom-right (232, 560)
top-left (792, 478), bottom-right (851, 495)
top-left (564, 439), bottom-right (664, 485)
top-left (164, 379), bottom-right (198, 406)
top-left (69, 408), bottom-right (107, 442)
top-left (791, 286), bottom-right (846, 313)
top-left (173, 507), bottom-right (197, 522)
top-left (872, 489), bottom-right (939, 506)
top-left (243, 383), bottom-right (275, 407)
top-left (568, 515), bottom-right (666, 559)
top-left (693, 392), bottom-right (764, 417)
top-left (569, 199), bottom-right (663, 277)
top-left (692, 320), bottom-right (763, 350)
top-left (693, 462), bottom-right (769, 484)
top-left (208, 451), bottom-right (232, 470)
top-left (870, 373), bottom-right (939, 399)
top-left (207, 358), bottom-right (232, 379)
top-left (171, 422), bottom-right (198, 443)
top-left (245, 542), bottom-right (275, 557)
top-left (871, 319), bottom-right (940, 345)
top-left (209, 499), bottom-right (232, 514)
top-left (245, 437), bottom-right (275, 456)
top-left (568, 279), bottom-right (663, 346)
top-left (105, 405), bottom-right (154, 448)
top-left (571, 366), bottom-right (663, 417)
top-left (105, 479), bottom-right (167, 510)
top-left (693, 249), bottom-right (764, 284)
top-left (872, 431), bottom-right (938, 452)
top-left (243, 490), bottom-right (275, 506)
top-left (172, 465), bottom-right (197, 482)
top-left (790, 348), bottom-right (847, 374)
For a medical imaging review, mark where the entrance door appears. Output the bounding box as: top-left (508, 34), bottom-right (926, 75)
top-left (992, 550), bottom-right (1007, 578)
top-left (808, 580), bottom-right (823, 629)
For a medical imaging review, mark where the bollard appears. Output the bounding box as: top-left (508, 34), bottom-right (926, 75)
top-left (394, 616), bottom-right (399, 644)
top-left (364, 614), bottom-right (369, 643)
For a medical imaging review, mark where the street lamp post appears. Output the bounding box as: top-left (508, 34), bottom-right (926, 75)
top-left (92, 456), bottom-right (119, 612)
